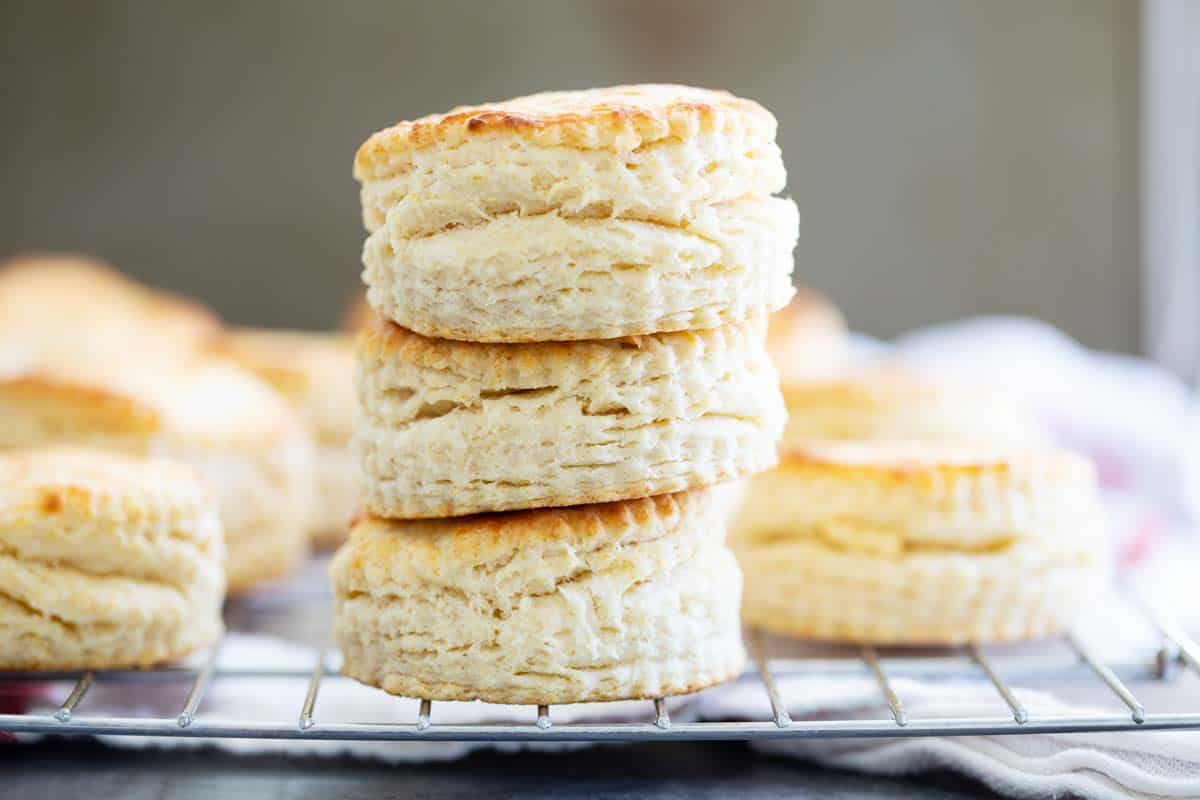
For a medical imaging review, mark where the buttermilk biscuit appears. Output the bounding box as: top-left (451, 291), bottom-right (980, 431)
top-left (355, 84), bottom-right (785, 236)
top-left (780, 366), bottom-right (1040, 447)
top-left (766, 288), bottom-right (848, 384)
top-left (0, 254), bottom-right (220, 362)
top-left (331, 490), bottom-right (745, 704)
top-left (356, 85), bottom-right (794, 341)
top-left (363, 196), bottom-right (797, 342)
top-left (221, 329), bottom-right (357, 547)
top-left (356, 316), bottom-right (785, 518)
top-left (0, 448), bottom-right (224, 669)
top-left (730, 443), bottom-right (1109, 644)
top-left (0, 360), bottom-right (314, 593)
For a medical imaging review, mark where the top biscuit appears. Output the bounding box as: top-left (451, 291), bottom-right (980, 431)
top-left (355, 84), bottom-right (778, 176)
top-left (354, 84), bottom-right (786, 237)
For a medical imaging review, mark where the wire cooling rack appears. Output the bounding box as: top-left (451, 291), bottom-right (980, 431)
top-left (2, 572), bottom-right (1200, 743)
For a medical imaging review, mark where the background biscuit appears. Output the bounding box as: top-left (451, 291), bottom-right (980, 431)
top-left (355, 84), bottom-right (785, 237)
top-left (730, 443), bottom-right (1109, 644)
top-left (0, 448), bottom-right (225, 669)
top-left (222, 329), bottom-right (357, 547)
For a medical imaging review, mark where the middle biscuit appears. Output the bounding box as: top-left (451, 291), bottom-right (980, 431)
top-left (363, 196), bottom-right (798, 342)
top-left (356, 316), bottom-right (785, 518)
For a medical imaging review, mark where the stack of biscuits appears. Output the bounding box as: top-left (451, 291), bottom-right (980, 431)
top-left (333, 85), bottom-right (797, 703)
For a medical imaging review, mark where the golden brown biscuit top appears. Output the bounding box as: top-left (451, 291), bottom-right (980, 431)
top-left (221, 328), bottom-right (353, 397)
top-left (354, 84), bottom-right (777, 178)
top-left (347, 489), bottom-right (716, 566)
top-left (778, 440), bottom-right (1094, 486)
top-left (0, 446), bottom-right (210, 521)
top-left (358, 314), bottom-right (766, 381)
top-left (780, 365), bottom-right (950, 410)
top-left (0, 357), bottom-right (303, 447)
top-left (0, 255), bottom-right (300, 446)
top-left (0, 254), bottom-right (220, 361)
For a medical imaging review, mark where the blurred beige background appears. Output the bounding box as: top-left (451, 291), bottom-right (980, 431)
top-left (0, 0), bottom-right (1139, 350)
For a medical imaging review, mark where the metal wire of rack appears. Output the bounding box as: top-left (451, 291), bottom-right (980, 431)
top-left (2, 589), bottom-right (1200, 744)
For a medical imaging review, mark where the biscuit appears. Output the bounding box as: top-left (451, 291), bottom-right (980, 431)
top-left (222, 329), bottom-right (357, 546)
top-left (0, 254), bottom-right (220, 362)
top-left (780, 366), bottom-right (1041, 447)
top-left (363, 196), bottom-right (797, 342)
top-left (0, 261), bottom-right (314, 590)
top-left (331, 490), bottom-right (745, 704)
top-left (766, 288), bottom-right (848, 384)
top-left (0, 360), bottom-right (314, 593)
top-left (730, 443), bottom-right (1109, 644)
top-left (0, 448), bottom-right (224, 669)
top-left (355, 84), bottom-right (785, 237)
top-left (355, 316), bottom-right (785, 518)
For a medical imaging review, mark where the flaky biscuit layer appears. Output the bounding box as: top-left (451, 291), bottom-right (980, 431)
top-left (735, 538), bottom-right (1106, 645)
top-left (355, 318), bottom-right (785, 517)
top-left (363, 198), bottom-right (797, 342)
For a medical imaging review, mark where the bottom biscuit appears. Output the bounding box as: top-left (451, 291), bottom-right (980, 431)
top-left (331, 490), bottom-right (746, 704)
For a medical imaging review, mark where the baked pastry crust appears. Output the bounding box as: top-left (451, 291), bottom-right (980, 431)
top-left (355, 84), bottom-right (777, 176)
top-left (0, 448), bottom-right (225, 669)
top-left (355, 84), bottom-right (786, 239)
top-left (355, 317), bottom-right (785, 518)
top-left (331, 490), bottom-right (746, 703)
